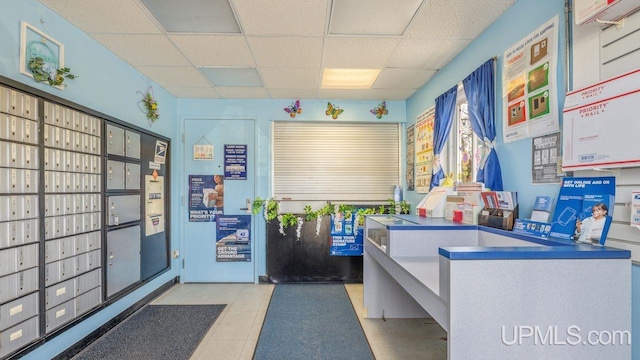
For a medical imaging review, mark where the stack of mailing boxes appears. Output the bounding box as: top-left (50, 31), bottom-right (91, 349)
top-left (0, 87), bottom-right (40, 358)
top-left (42, 102), bottom-right (103, 334)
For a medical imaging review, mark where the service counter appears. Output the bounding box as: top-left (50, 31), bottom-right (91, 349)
top-left (363, 215), bottom-right (631, 359)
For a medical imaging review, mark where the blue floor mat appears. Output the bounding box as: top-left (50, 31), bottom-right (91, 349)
top-left (254, 284), bottom-right (374, 360)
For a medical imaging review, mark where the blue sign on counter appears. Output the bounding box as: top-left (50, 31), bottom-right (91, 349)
top-left (224, 144), bottom-right (247, 180)
top-left (330, 213), bottom-right (363, 256)
top-left (513, 219), bottom-right (552, 239)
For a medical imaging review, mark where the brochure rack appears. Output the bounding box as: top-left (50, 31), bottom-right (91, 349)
top-left (478, 205), bottom-right (519, 230)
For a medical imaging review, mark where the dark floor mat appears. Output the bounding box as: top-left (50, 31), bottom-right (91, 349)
top-left (254, 284), bottom-right (374, 360)
top-left (74, 304), bottom-right (225, 360)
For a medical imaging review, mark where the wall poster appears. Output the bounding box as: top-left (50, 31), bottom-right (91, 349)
top-left (188, 175), bottom-right (224, 222)
top-left (216, 215), bottom-right (251, 262)
top-left (531, 132), bottom-right (563, 184)
top-left (502, 15), bottom-right (560, 143)
top-left (145, 174), bottom-right (165, 236)
top-left (406, 125), bottom-right (415, 191)
top-left (415, 107), bottom-right (435, 193)
top-left (224, 144), bottom-right (247, 180)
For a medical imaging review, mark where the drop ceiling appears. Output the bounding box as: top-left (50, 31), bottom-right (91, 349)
top-left (37, 0), bottom-right (516, 100)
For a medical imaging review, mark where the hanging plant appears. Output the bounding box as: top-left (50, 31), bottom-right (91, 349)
top-left (27, 56), bottom-right (77, 87)
top-left (137, 86), bottom-right (159, 126)
top-left (295, 216), bottom-right (304, 241)
top-left (253, 197), bottom-right (278, 221)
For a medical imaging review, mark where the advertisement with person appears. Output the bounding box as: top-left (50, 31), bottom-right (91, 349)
top-left (188, 174), bottom-right (224, 222)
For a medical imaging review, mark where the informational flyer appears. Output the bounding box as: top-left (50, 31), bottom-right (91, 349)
top-left (145, 174), bottom-right (165, 236)
top-left (224, 144), bottom-right (247, 180)
top-left (502, 16), bottom-right (560, 143)
top-left (406, 125), bottom-right (415, 191)
top-left (216, 215), bottom-right (251, 262)
top-left (330, 212), bottom-right (363, 256)
top-left (531, 132), bottom-right (563, 184)
top-left (188, 175), bottom-right (224, 222)
top-left (415, 107), bottom-right (434, 193)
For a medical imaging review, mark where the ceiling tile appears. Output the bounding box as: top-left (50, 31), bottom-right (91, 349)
top-left (216, 87), bottom-right (270, 99)
top-left (367, 88), bottom-right (419, 100)
top-left (165, 87), bottom-right (221, 98)
top-left (136, 66), bottom-right (211, 87)
top-left (329, 0), bottom-right (423, 36)
top-left (234, 0), bottom-right (329, 36)
top-left (200, 68), bottom-right (263, 87)
top-left (268, 88), bottom-right (319, 100)
top-left (405, 0), bottom-right (516, 40)
top-left (322, 37), bottom-right (400, 68)
top-left (169, 35), bottom-right (255, 67)
top-left (37, 0), bottom-right (512, 99)
top-left (373, 68), bottom-right (436, 89)
top-left (387, 39), bottom-right (470, 69)
top-left (141, 0), bottom-right (240, 33)
top-left (248, 37), bottom-right (324, 68)
top-left (260, 68), bottom-right (321, 89)
top-left (38, 0), bottom-right (162, 34)
top-left (92, 34), bottom-right (190, 66)
top-left (317, 89), bottom-right (370, 101)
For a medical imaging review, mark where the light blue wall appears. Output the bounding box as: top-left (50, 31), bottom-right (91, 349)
top-left (1, 1), bottom-right (180, 358)
top-left (2, 0), bottom-right (638, 359)
top-left (406, 0), bottom-right (639, 358)
top-left (405, 0), bottom-right (566, 217)
top-left (177, 99), bottom-right (406, 276)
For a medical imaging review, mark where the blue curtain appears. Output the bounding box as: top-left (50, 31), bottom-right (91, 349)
top-left (462, 58), bottom-right (503, 191)
top-left (429, 85), bottom-right (458, 190)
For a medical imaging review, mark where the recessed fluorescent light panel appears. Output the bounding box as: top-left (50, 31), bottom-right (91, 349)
top-left (321, 69), bottom-right (381, 89)
top-left (141, 0), bottom-right (240, 33)
top-left (329, 0), bottom-right (423, 36)
top-left (200, 68), bottom-right (263, 87)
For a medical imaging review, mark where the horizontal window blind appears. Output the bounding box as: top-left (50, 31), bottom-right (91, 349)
top-left (273, 122), bottom-right (400, 202)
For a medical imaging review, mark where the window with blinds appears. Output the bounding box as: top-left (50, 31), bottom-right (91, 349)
top-left (272, 122), bottom-right (400, 202)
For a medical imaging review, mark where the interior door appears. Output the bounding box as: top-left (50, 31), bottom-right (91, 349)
top-left (183, 119), bottom-right (255, 282)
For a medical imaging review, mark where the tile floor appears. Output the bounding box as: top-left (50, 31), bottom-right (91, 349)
top-left (150, 283), bottom-right (447, 360)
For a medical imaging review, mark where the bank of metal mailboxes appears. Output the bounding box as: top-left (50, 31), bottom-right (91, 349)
top-left (0, 316), bottom-right (39, 359)
top-left (45, 268), bottom-right (101, 311)
top-left (106, 161), bottom-right (140, 190)
top-left (0, 87), bottom-right (38, 121)
top-left (0, 267), bottom-right (39, 306)
top-left (0, 115), bottom-right (38, 145)
top-left (44, 284), bottom-right (101, 333)
top-left (107, 226), bottom-right (141, 297)
top-left (106, 124), bottom-right (140, 159)
top-left (107, 195), bottom-right (141, 226)
top-left (0, 292), bottom-right (38, 334)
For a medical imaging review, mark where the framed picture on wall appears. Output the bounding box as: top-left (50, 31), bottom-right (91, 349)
top-left (19, 21), bottom-right (65, 90)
